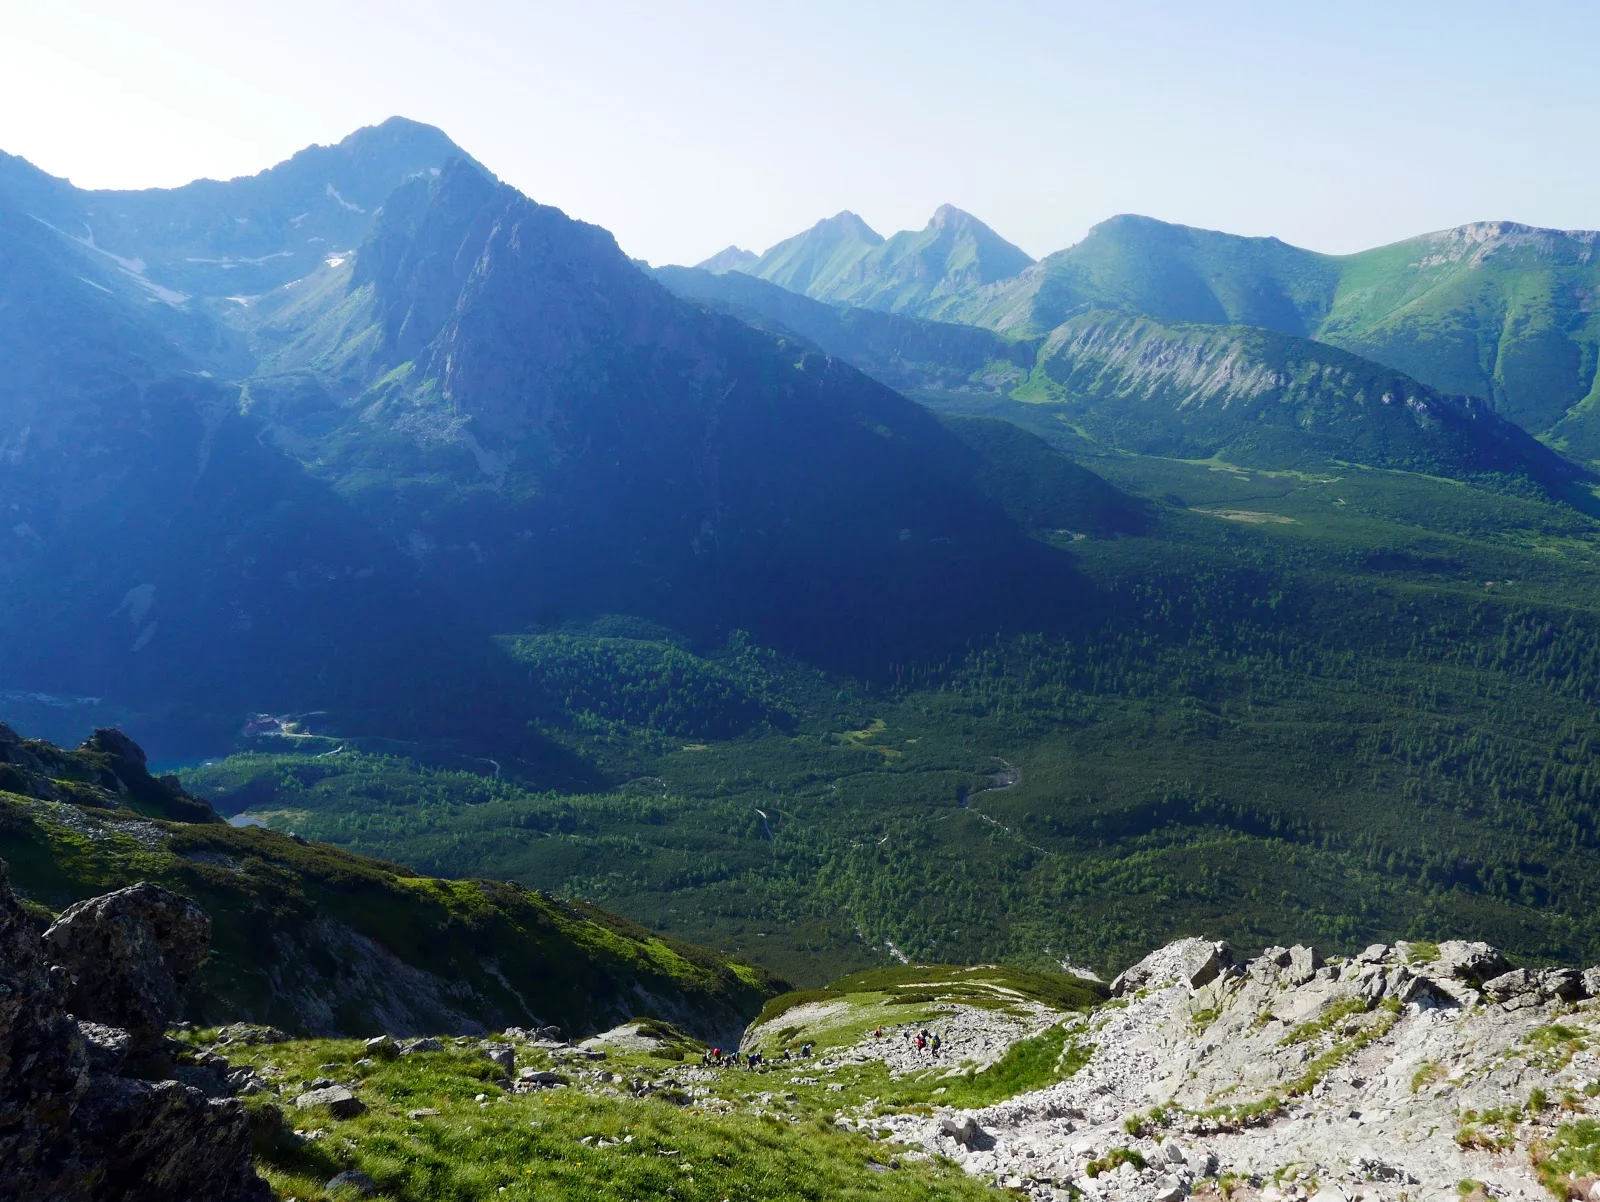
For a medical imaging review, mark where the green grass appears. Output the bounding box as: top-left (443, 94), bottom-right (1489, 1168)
top-left (212, 1034), bottom-right (994, 1202)
top-left (1279, 996), bottom-right (1372, 1047)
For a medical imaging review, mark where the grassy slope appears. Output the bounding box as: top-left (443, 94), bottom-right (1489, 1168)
top-left (220, 1032), bottom-right (998, 1202)
top-left (0, 732), bottom-right (780, 1038)
top-left (183, 452), bottom-right (1600, 985)
top-left (221, 964), bottom-right (1102, 1201)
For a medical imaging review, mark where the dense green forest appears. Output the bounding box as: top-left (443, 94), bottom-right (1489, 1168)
top-left (183, 449), bottom-right (1600, 985)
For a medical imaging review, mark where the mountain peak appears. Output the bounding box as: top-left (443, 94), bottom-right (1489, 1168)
top-left (694, 245), bottom-right (758, 274)
top-left (814, 210), bottom-right (883, 243)
top-left (930, 203), bottom-right (976, 228)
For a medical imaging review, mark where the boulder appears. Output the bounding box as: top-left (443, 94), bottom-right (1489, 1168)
top-left (325, 1169), bottom-right (379, 1197)
top-left (1249, 947), bottom-right (1291, 982)
top-left (68, 1074), bottom-right (270, 1201)
top-left (42, 883), bottom-right (210, 1048)
top-left (938, 1115), bottom-right (987, 1147)
top-left (1153, 1175), bottom-right (1188, 1202)
top-left (78, 1022), bottom-right (135, 1073)
top-left (0, 859), bottom-right (268, 1201)
top-left (211, 1023), bottom-right (289, 1047)
top-left (1480, 966), bottom-right (1583, 1008)
top-left (1482, 968), bottom-right (1542, 1008)
top-left (480, 1041), bottom-right (516, 1072)
top-left (400, 1037), bottom-right (445, 1054)
top-left (1540, 967), bottom-right (1585, 1002)
top-left (1183, 941), bottom-right (1233, 990)
top-left (1286, 945), bottom-right (1324, 986)
top-left (363, 1035), bottom-right (399, 1061)
top-left (1435, 941), bottom-right (1508, 983)
top-left (1112, 938), bottom-right (1233, 996)
top-left (295, 1085), bottom-right (367, 1118)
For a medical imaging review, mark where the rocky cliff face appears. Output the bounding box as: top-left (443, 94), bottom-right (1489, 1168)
top-left (874, 937), bottom-right (1600, 1200)
top-left (0, 862), bottom-right (269, 1201)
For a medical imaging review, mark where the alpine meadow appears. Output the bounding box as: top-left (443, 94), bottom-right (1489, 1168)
top-left (9, 7), bottom-right (1600, 1197)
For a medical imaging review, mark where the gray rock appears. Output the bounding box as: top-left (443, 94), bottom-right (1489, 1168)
top-left (43, 882), bottom-right (210, 1049)
top-left (408, 1107), bottom-right (441, 1118)
top-left (1481, 967), bottom-right (1537, 1003)
top-left (536, 1025), bottom-right (563, 1041)
top-left (1163, 1142), bottom-right (1187, 1164)
top-left (326, 1169), bottom-right (379, 1196)
top-left (1183, 941), bottom-right (1232, 990)
top-left (0, 857), bottom-right (269, 1202)
top-left (295, 1085), bottom-right (367, 1118)
top-left (211, 1022), bottom-right (289, 1047)
top-left (1540, 967), bottom-right (1585, 1001)
top-left (364, 1034), bottom-right (399, 1061)
top-left (517, 1068), bottom-right (565, 1086)
top-left (1584, 967), bottom-right (1600, 998)
top-left (78, 1021), bottom-right (134, 1072)
top-left (70, 1074), bottom-right (271, 1202)
top-left (938, 1115), bottom-right (987, 1147)
top-left (1286, 945), bottom-right (1324, 986)
top-left (1153, 1175), bottom-right (1188, 1202)
top-left (481, 1040), bottom-right (516, 1072)
top-left (400, 1036), bottom-right (445, 1054)
top-left (1435, 940), bottom-right (1508, 982)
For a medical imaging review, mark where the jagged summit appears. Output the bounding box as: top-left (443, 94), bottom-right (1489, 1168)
top-left (737, 204), bottom-right (1032, 315)
top-left (694, 243), bottom-right (757, 273)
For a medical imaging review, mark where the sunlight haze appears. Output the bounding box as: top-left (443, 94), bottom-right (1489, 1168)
top-left (2, 0), bottom-right (1595, 265)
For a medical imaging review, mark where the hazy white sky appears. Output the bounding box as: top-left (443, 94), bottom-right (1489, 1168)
top-left (2, 0), bottom-right (1596, 266)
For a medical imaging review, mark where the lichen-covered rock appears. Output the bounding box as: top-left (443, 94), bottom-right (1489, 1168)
top-left (0, 858), bottom-right (268, 1202)
top-left (0, 859), bottom-right (91, 1197)
top-left (68, 1074), bottom-right (269, 1202)
top-left (43, 883), bottom-right (210, 1048)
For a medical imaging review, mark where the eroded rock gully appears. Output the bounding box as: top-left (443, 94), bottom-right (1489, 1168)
top-left (875, 937), bottom-right (1600, 1201)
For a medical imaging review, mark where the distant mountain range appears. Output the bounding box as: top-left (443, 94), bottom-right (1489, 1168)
top-left (695, 209), bottom-right (1600, 461)
top-left (708, 205), bottom-right (1033, 315)
top-left (657, 265), bottom-right (1580, 492)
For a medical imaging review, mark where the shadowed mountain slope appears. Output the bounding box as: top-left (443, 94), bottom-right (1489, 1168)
top-left (0, 138), bottom-right (1093, 755)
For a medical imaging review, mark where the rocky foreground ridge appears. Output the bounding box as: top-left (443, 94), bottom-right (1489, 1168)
top-left (0, 859), bottom-right (268, 1200)
top-left (866, 938), bottom-right (1600, 1201)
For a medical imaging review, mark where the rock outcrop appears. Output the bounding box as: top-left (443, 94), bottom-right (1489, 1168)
top-left (0, 859), bottom-right (268, 1202)
top-left (44, 884), bottom-right (211, 1053)
top-left (873, 937), bottom-right (1600, 1200)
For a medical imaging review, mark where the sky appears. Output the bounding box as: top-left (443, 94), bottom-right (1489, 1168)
top-left (1, 0), bottom-right (1596, 266)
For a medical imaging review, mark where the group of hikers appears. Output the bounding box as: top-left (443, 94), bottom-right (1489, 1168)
top-left (698, 1025), bottom-right (945, 1072)
top-left (874, 1025), bottom-right (942, 1056)
top-left (702, 1042), bottom-right (814, 1070)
